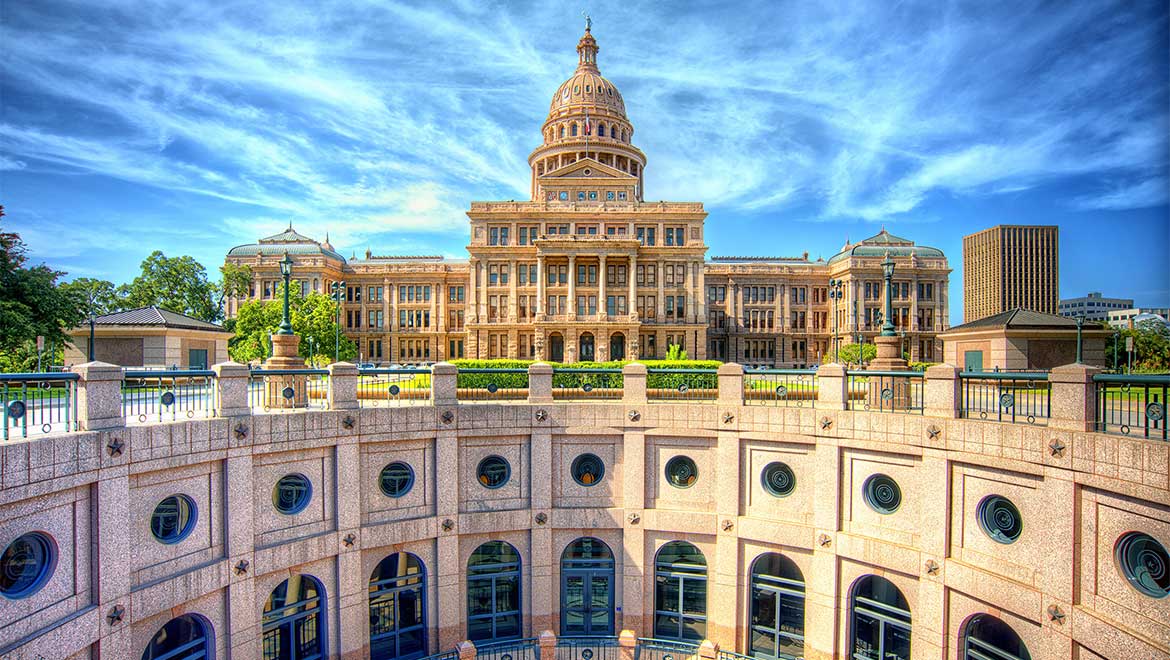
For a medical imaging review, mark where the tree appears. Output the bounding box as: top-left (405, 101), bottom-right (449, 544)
top-left (1106, 319), bottom-right (1170, 372)
top-left (834, 342), bottom-right (877, 365)
top-left (219, 263), bottom-right (253, 300)
top-left (59, 277), bottom-right (120, 315)
top-left (119, 251), bottom-right (219, 322)
top-left (228, 284), bottom-right (356, 364)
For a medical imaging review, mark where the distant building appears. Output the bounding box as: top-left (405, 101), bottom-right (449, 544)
top-left (1107, 307), bottom-right (1170, 328)
top-left (940, 307), bottom-right (1109, 371)
top-left (1058, 292), bottom-right (1134, 321)
top-left (65, 306), bottom-right (230, 369)
top-left (962, 225), bottom-right (1058, 323)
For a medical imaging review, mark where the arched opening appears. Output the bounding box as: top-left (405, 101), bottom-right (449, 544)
top-left (849, 575), bottom-right (910, 660)
top-left (610, 333), bottom-right (625, 360)
top-left (598, 124), bottom-right (606, 138)
top-left (571, 123), bottom-right (579, 137)
top-left (263, 574), bottom-right (326, 660)
top-left (559, 126), bottom-right (565, 139)
top-left (749, 553), bottom-right (805, 660)
top-left (963, 615), bottom-right (1031, 660)
top-left (549, 333), bottom-right (565, 363)
top-left (467, 541), bottom-right (521, 643)
top-left (141, 614), bottom-right (211, 660)
top-left (370, 553), bottom-right (427, 660)
top-left (579, 332), bottom-right (595, 361)
top-left (654, 541), bottom-right (707, 641)
top-left (560, 538), bottom-right (615, 635)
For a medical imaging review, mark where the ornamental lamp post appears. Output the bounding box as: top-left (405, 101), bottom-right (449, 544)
top-left (880, 254), bottom-right (896, 337)
top-left (828, 279), bottom-right (844, 362)
top-left (277, 253), bottom-right (294, 335)
top-left (1075, 314), bottom-right (1085, 364)
top-left (1112, 331), bottom-right (1119, 371)
top-left (331, 280), bottom-right (347, 363)
top-left (308, 336), bottom-right (316, 367)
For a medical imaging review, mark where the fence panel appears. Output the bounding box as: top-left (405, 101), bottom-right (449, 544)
top-left (634, 638), bottom-right (701, 660)
top-left (476, 638), bottom-right (540, 660)
top-left (457, 368), bottom-right (529, 402)
top-left (359, 367), bottom-right (432, 407)
top-left (646, 369), bottom-right (718, 403)
top-left (248, 369), bottom-right (330, 412)
top-left (744, 369), bottom-right (817, 407)
top-left (845, 371), bottom-right (924, 413)
top-left (1, 373), bottom-right (79, 439)
top-left (1094, 374), bottom-right (1169, 440)
top-left (553, 369), bottom-right (624, 401)
top-left (556, 637), bottom-right (620, 660)
top-left (122, 370), bottom-right (216, 424)
top-left (960, 372), bottom-right (1050, 426)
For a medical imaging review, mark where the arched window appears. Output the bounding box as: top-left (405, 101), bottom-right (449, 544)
top-left (963, 615), bottom-right (1031, 660)
top-left (850, 575), bottom-right (910, 660)
top-left (571, 123), bottom-right (578, 137)
top-left (559, 126), bottom-right (565, 138)
top-left (749, 553), bottom-right (805, 660)
top-left (370, 553), bottom-right (427, 660)
top-left (467, 541), bottom-right (521, 642)
top-left (141, 614), bottom-right (211, 660)
top-left (262, 575), bottom-right (325, 660)
top-left (654, 541), bottom-right (707, 641)
top-left (598, 124), bottom-right (606, 138)
top-left (579, 332), bottom-right (595, 361)
top-left (560, 538), bottom-right (615, 635)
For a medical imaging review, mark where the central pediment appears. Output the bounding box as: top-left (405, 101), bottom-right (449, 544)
top-left (541, 157), bottom-right (637, 181)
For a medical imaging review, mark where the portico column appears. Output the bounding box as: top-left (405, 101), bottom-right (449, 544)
top-left (628, 254), bottom-right (637, 317)
top-left (656, 259), bottom-right (665, 319)
top-left (537, 255), bottom-right (546, 317)
top-left (509, 258), bottom-right (518, 322)
top-left (468, 258), bottom-right (479, 323)
top-left (684, 261), bottom-right (694, 323)
top-left (599, 254), bottom-right (608, 320)
top-left (568, 254), bottom-right (577, 320)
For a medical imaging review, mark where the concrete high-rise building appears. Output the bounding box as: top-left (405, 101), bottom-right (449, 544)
top-left (1058, 291), bottom-right (1134, 321)
top-left (962, 225), bottom-right (1058, 323)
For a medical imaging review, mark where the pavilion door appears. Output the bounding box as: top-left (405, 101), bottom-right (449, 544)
top-left (561, 570), bottom-right (614, 636)
top-left (549, 335), bottom-right (564, 362)
top-left (964, 350), bottom-right (983, 372)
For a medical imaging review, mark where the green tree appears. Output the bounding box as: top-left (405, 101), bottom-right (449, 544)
top-left (834, 342), bottom-right (877, 365)
top-left (228, 283), bottom-right (356, 364)
top-left (119, 251), bottom-right (219, 322)
top-left (219, 263), bottom-right (253, 300)
top-left (59, 277), bottom-right (120, 315)
top-left (1106, 319), bottom-right (1170, 372)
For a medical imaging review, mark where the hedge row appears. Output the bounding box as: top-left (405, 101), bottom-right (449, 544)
top-left (447, 359), bottom-right (721, 389)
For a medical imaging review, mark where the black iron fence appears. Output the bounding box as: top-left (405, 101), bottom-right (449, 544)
top-left (634, 638), bottom-right (700, 660)
top-left (247, 369), bottom-right (330, 412)
top-left (646, 369), bottom-right (719, 402)
top-left (845, 370), bottom-right (924, 413)
top-left (960, 371), bottom-right (1050, 426)
top-left (457, 368), bottom-right (529, 402)
top-left (358, 367), bottom-right (432, 406)
top-left (1094, 374), bottom-right (1169, 440)
top-left (1, 372), bottom-right (79, 439)
top-left (552, 368), bottom-right (624, 401)
top-left (122, 370), bottom-right (216, 423)
top-left (556, 636), bottom-right (620, 660)
top-left (476, 638), bottom-right (540, 660)
top-left (744, 369), bottom-right (818, 407)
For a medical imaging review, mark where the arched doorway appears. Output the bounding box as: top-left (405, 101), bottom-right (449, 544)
top-left (610, 333), bottom-right (625, 360)
top-left (369, 552), bottom-right (427, 660)
top-left (579, 333), bottom-right (595, 361)
top-left (549, 333), bottom-right (564, 363)
top-left (141, 614), bottom-right (211, 660)
top-left (963, 615), bottom-right (1031, 660)
top-left (560, 537), bottom-right (615, 635)
top-left (849, 575), bottom-right (910, 660)
top-left (262, 574), bottom-right (326, 660)
top-left (749, 553), bottom-right (805, 660)
top-left (654, 541), bottom-right (707, 641)
top-left (467, 541), bottom-right (522, 642)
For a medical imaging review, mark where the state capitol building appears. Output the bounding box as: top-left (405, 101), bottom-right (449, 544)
top-left (225, 27), bottom-right (951, 365)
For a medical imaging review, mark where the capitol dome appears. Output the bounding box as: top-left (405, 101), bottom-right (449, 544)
top-left (548, 29), bottom-right (627, 117)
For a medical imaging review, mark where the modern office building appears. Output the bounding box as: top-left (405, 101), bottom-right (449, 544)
top-left (1058, 292), bottom-right (1134, 321)
top-left (962, 225), bottom-right (1058, 323)
top-left (1107, 307), bottom-right (1170, 328)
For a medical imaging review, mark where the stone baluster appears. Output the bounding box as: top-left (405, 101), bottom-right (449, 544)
top-left (72, 361), bottom-right (125, 431)
top-left (327, 361), bottom-right (359, 410)
top-left (212, 361), bottom-right (251, 418)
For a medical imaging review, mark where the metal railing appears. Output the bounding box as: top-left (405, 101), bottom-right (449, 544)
top-left (960, 371), bottom-right (1050, 426)
top-left (476, 638), bottom-right (540, 660)
top-left (457, 368), bottom-right (529, 402)
top-left (845, 370), bottom-right (924, 413)
top-left (715, 650), bottom-right (754, 660)
top-left (556, 637), bottom-right (619, 660)
top-left (744, 369), bottom-right (817, 407)
top-left (122, 370), bottom-right (216, 424)
top-left (248, 369), bottom-right (330, 412)
top-left (1094, 373), bottom-right (1169, 440)
top-left (634, 638), bottom-right (701, 660)
top-left (1, 372), bottom-right (79, 439)
top-left (358, 367), bottom-right (432, 406)
top-left (415, 650), bottom-right (460, 660)
top-left (646, 369), bottom-right (719, 402)
top-left (553, 368), bottom-right (624, 401)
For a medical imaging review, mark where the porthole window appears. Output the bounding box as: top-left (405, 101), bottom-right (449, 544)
top-left (379, 462), bottom-right (415, 498)
top-left (863, 474), bottom-right (901, 514)
top-left (559, 191), bottom-right (569, 201)
top-left (0, 532), bottom-right (56, 599)
top-left (1116, 532), bottom-right (1170, 598)
top-left (273, 473), bottom-right (312, 514)
top-left (571, 453), bottom-right (605, 486)
top-left (665, 456), bottom-right (698, 489)
top-left (761, 462), bottom-right (796, 498)
top-left (150, 494), bottom-right (197, 544)
top-left (977, 495), bottom-right (1023, 544)
top-left (477, 456), bottom-right (511, 489)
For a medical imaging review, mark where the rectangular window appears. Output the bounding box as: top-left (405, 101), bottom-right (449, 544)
top-left (636, 226), bottom-right (656, 246)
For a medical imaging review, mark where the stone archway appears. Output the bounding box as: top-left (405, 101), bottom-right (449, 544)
top-left (610, 333), bottom-right (626, 360)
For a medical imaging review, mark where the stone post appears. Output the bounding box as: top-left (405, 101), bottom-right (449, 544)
top-left (623, 362), bottom-right (647, 405)
top-left (528, 362), bottom-right (554, 404)
top-left (923, 363), bottom-right (961, 419)
top-left (538, 631), bottom-right (557, 660)
top-left (212, 361), bottom-right (251, 418)
top-left (456, 640), bottom-right (477, 660)
top-left (72, 361), bottom-right (124, 431)
top-left (618, 631), bottom-right (637, 660)
top-left (815, 363), bottom-right (848, 410)
top-left (1049, 362), bottom-right (1100, 432)
top-left (697, 640), bottom-right (719, 660)
top-left (327, 361), bottom-right (359, 410)
top-left (432, 361), bottom-right (458, 406)
top-left (717, 362), bottom-right (744, 405)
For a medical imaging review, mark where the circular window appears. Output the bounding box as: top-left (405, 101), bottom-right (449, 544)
top-left (863, 474), bottom-right (902, 514)
top-left (571, 453), bottom-right (605, 486)
top-left (977, 495), bottom-right (1023, 544)
top-left (1116, 532), bottom-right (1170, 598)
top-left (150, 494), bottom-right (197, 544)
top-left (0, 532), bottom-right (56, 599)
top-left (761, 462), bottom-right (796, 497)
top-left (272, 474), bottom-right (312, 514)
top-left (477, 456), bottom-right (511, 489)
top-left (379, 462), bottom-right (415, 498)
top-left (665, 456), bottom-right (698, 489)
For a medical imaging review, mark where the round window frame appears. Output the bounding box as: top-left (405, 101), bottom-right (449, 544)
top-left (476, 455), bottom-right (511, 490)
top-left (571, 453), bottom-right (605, 487)
top-left (0, 532), bottom-right (57, 600)
top-left (1115, 531), bottom-right (1170, 599)
top-left (379, 461), bottom-right (415, 498)
top-left (150, 494), bottom-right (198, 545)
top-left (665, 455), bottom-right (699, 489)
top-left (272, 473), bottom-right (313, 515)
top-left (976, 495), bottom-right (1023, 545)
top-left (761, 461), bottom-right (796, 498)
top-left (862, 473), bottom-right (902, 514)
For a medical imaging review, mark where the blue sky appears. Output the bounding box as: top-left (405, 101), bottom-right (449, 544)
top-left (2, 0), bottom-right (1167, 325)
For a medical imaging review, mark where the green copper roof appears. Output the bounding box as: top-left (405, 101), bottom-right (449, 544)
top-left (827, 228), bottom-right (944, 264)
top-left (227, 224), bottom-right (346, 261)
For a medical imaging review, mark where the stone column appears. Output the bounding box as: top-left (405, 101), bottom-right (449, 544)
top-left (212, 361), bottom-right (250, 418)
top-left (327, 362), bottom-right (359, 410)
top-left (72, 361), bottom-right (124, 431)
top-left (1049, 362), bottom-right (1100, 431)
top-left (696, 261), bottom-right (707, 324)
top-left (599, 254), bottom-right (608, 320)
top-left (923, 364), bottom-right (960, 418)
top-left (431, 362), bottom-right (458, 406)
top-left (656, 260), bottom-right (665, 319)
top-left (538, 631), bottom-right (557, 660)
top-left (528, 362), bottom-right (554, 404)
top-left (698, 640), bottom-right (719, 660)
top-left (537, 255), bottom-right (546, 317)
top-left (618, 631), bottom-right (637, 660)
top-left (568, 255), bottom-right (577, 320)
top-left (509, 259), bottom-right (518, 322)
top-left (225, 447), bottom-right (259, 658)
top-left (815, 364), bottom-right (848, 409)
top-left (622, 362), bottom-right (647, 405)
top-left (437, 430), bottom-right (464, 650)
top-left (94, 470), bottom-right (133, 659)
top-left (684, 260), bottom-right (694, 323)
top-left (717, 362), bottom-right (744, 406)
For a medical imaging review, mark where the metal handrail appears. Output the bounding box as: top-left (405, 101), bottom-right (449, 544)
top-left (359, 367), bottom-right (432, 375)
top-left (845, 370), bottom-right (925, 378)
top-left (251, 368), bottom-right (330, 376)
top-left (124, 369), bottom-right (215, 378)
top-left (1092, 374), bottom-right (1170, 384)
top-left (0, 372), bottom-right (81, 382)
top-left (459, 368), bottom-right (530, 374)
top-left (960, 371), bottom-right (1049, 380)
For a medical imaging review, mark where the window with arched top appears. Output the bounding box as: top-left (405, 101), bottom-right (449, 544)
top-left (559, 126), bottom-right (565, 138)
top-left (370, 552), bottom-right (427, 660)
top-left (141, 614), bottom-right (211, 660)
top-left (560, 537), bottom-right (615, 635)
top-left (962, 615), bottom-right (1031, 660)
top-left (262, 575), bottom-right (326, 660)
top-left (598, 124), bottom-right (606, 138)
top-left (849, 575), bottom-right (910, 660)
top-left (571, 123), bottom-right (579, 137)
top-left (654, 541), bottom-right (707, 641)
top-left (467, 541), bottom-right (521, 642)
top-left (749, 553), bottom-right (805, 660)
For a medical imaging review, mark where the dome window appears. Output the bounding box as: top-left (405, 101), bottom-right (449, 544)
top-left (571, 124), bottom-right (578, 137)
top-left (586, 85), bottom-right (591, 93)
top-left (574, 85), bottom-right (580, 94)
top-left (608, 87), bottom-right (613, 96)
top-left (598, 125), bottom-right (606, 137)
